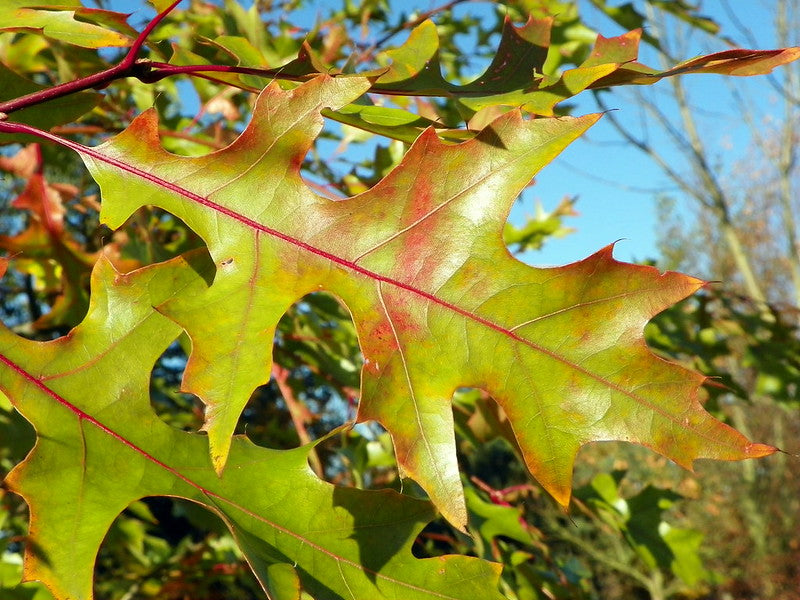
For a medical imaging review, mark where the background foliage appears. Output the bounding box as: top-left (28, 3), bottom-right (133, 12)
top-left (0, 1), bottom-right (797, 599)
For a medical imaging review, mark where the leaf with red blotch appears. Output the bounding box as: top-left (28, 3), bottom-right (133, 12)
top-left (60, 74), bottom-right (776, 532)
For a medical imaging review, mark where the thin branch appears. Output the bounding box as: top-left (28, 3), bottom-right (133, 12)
top-left (355, 0), bottom-right (470, 64)
top-left (640, 6), bottom-right (768, 305)
top-left (557, 158), bottom-right (678, 195)
top-left (775, 0), bottom-right (800, 305)
top-left (138, 62), bottom-right (441, 98)
top-left (634, 92), bottom-right (693, 157)
top-left (272, 364), bottom-right (323, 478)
top-left (553, 524), bottom-right (652, 588)
top-left (0, 0), bottom-right (182, 117)
top-left (122, 0), bottom-right (181, 68)
top-left (592, 92), bottom-right (708, 208)
top-left (140, 62), bottom-right (304, 85)
top-left (720, 0), bottom-right (800, 105)
top-left (668, 76), bottom-right (768, 304)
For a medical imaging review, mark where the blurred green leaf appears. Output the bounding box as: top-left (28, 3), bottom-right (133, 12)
top-left (0, 64), bottom-right (99, 143)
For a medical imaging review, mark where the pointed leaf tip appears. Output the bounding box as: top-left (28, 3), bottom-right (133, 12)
top-left (746, 442), bottom-right (778, 458)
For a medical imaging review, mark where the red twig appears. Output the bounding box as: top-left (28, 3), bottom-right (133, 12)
top-left (0, 0), bottom-right (480, 119)
top-left (470, 475), bottom-right (536, 506)
top-left (124, 0), bottom-right (182, 67)
top-left (0, 0), bottom-right (182, 118)
top-left (139, 62), bottom-right (493, 98)
top-left (140, 62), bottom-right (301, 84)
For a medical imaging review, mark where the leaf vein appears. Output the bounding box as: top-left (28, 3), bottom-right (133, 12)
top-left (30, 129), bottom-right (729, 449)
top-left (0, 350), bottom-right (477, 600)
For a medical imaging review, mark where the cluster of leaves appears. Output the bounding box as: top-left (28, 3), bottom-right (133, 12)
top-left (0, 1), bottom-right (796, 599)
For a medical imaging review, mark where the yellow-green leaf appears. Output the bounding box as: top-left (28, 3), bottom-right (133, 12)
top-left (0, 251), bottom-right (502, 600)
top-left (0, 1), bottom-right (133, 48)
top-left (76, 75), bottom-right (774, 533)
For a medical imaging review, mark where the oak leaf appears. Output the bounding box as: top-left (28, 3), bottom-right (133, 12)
top-left (0, 251), bottom-right (502, 600)
top-left (65, 75), bottom-right (775, 531)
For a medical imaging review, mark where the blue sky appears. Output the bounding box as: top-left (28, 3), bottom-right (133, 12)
top-left (522, 2), bottom-right (789, 267)
top-left (112, 1), bottom-right (789, 269)
top-left (486, 2), bottom-right (785, 268)
top-left (282, 1), bottom-right (790, 268)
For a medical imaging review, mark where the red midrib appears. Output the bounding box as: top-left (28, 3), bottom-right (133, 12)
top-left (0, 348), bottom-right (484, 599)
top-left (0, 349), bottom-right (200, 489)
top-left (76, 138), bottom-right (701, 432)
top-left (0, 121), bottom-right (729, 447)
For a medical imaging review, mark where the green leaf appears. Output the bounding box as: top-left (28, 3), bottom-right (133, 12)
top-left (0, 558), bottom-right (55, 600)
top-left (0, 1), bottom-right (133, 49)
top-left (77, 75), bottom-right (774, 534)
top-left (588, 0), bottom-right (724, 49)
top-left (625, 485), bottom-right (684, 571)
top-left (503, 198), bottom-right (577, 253)
top-left (577, 473), bottom-right (711, 586)
top-left (650, 1), bottom-right (721, 36)
top-left (660, 524), bottom-right (710, 586)
top-left (155, 17), bottom-right (800, 129)
top-left (465, 485), bottom-right (533, 549)
top-left (361, 18), bottom-right (798, 115)
top-left (323, 104), bottom-right (471, 145)
top-left (373, 18), bottom-right (617, 117)
top-left (0, 63), bottom-right (100, 142)
top-left (0, 251), bottom-right (502, 600)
